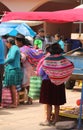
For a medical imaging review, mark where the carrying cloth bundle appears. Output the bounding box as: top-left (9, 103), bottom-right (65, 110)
top-left (20, 45), bottom-right (44, 67)
top-left (28, 76), bottom-right (42, 99)
top-left (43, 54), bottom-right (74, 85)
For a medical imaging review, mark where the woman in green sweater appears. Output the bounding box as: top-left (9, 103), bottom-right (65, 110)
top-left (4, 37), bottom-right (23, 108)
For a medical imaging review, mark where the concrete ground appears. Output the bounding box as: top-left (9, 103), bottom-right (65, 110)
top-left (0, 86), bottom-right (83, 130)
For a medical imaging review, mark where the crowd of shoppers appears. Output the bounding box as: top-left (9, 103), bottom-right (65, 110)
top-left (0, 28), bottom-right (74, 126)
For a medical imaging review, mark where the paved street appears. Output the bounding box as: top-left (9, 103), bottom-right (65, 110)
top-left (0, 87), bottom-right (82, 130)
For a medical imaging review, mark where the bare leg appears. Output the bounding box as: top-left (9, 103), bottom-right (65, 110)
top-left (10, 85), bottom-right (18, 107)
top-left (44, 104), bottom-right (52, 121)
top-left (40, 104), bottom-right (52, 126)
top-left (46, 104), bottom-right (52, 121)
top-left (27, 86), bottom-right (32, 104)
top-left (53, 105), bottom-right (60, 123)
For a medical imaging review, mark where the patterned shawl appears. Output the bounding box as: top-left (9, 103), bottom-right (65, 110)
top-left (43, 54), bottom-right (74, 85)
top-left (20, 45), bottom-right (44, 67)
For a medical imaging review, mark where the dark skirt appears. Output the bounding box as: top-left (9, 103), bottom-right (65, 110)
top-left (39, 79), bottom-right (66, 105)
top-left (4, 67), bottom-right (23, 86)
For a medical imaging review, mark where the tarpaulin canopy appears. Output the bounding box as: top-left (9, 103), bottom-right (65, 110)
top-left (1, 12), bottom-right (52, 22)
top-left (0, 22), bottom-right (36, 36)
top-left (46, 4), bottom-right (83, 23)
top-left (1, 5), bottom-right (83, 23)
top-left (6, 20), bottom-right (44, 26)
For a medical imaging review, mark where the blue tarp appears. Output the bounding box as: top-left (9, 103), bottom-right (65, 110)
top-left (0, 22), bottom-right (36, 37)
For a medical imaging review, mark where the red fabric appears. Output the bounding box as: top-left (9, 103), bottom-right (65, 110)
top-left (47, 8), bottom-right (83, 23)
top-left (2, 11), bottom-right (52, 22)
top-left (2, 8), bottom-right (83, 23)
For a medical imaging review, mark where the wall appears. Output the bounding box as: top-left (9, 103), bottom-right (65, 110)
top-left (0, 0), bottom-right (49, 11)
top-left (45, 22), bottom-right (72, 39)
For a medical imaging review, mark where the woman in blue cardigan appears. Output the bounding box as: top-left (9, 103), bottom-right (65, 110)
top-left (4, 37), bottom-right (23, 108)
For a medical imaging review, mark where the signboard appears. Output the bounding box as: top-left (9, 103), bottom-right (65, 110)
top-left (71, 33), bottom-right (83, 40)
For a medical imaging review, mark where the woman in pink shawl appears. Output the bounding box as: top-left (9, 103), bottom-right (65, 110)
top-left (15, 34), bottom-right (44, 104)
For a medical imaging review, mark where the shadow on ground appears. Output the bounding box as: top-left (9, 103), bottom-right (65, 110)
top-left (2, 100), bottom-right (41, 111)
top-left (0, 109), bottom-right (12, 115)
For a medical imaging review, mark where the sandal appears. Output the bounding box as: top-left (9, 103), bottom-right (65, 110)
top-left (51, 121), bottom-right (56, 126)
top-left (8, 104), bottom-right (17, 108)
top-left (39, 121), bottom-right (51, 126)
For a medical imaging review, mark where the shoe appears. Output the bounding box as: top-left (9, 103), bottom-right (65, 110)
top-left (50, 121), bottom-right (56, 126)
top-left (39, 121), bottom-right (51, 126)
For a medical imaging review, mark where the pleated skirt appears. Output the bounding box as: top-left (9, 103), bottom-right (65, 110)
top-left (39, 79), bottom-right (66, 105)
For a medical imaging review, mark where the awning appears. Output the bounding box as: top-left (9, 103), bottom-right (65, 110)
top-left (0, 22), bottom-right (36, 36)
top-left (6, 20), bottom-right (44, 26)
top-left (1, 5), bottom-right (83, 23)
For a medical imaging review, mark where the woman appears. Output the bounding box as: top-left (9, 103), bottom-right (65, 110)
top-left (15, 34), bottom-right (36, 104)
top-left (38, 43), bottom-right (74, 126)
top-left (55, 34), bottom-right (64, 50)
top-left (4, 37), bottom-right (23, 108)
top-left (37, 44), bottom-right (53, 126)
top-left (15, 33), bottom-right (44, 104)
top-left (40, 43), bottom-right (74, 125)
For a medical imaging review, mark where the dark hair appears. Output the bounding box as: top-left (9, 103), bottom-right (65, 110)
top-left (50, 42), bottom-right (63, 55)
top-left (45, 44), bottom-right (51, 52)
top-left (15, 33), bottom-right (26, 45)
top-left (25, 38), bottom-right (32, 46)
top-left (16, 33), bottom-right (25, 39)
top-left (6, 37), bottom-right (15, 45)
top-left (38, 28), bottom-right (44, 33)
top-left (55, 33), bottom-right (62, 40)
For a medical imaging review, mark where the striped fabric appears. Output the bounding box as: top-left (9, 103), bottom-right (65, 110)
top-left (20, 45), bottom-right (44, 67)
top-left (43, 54), bottom-right (74, 85)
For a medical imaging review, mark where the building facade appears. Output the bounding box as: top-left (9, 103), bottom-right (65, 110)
top-left (0, 0), bottom-right (81, 38)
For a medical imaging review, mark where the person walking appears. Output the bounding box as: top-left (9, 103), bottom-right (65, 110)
top-left (0, 38), bottom-right (4, 108)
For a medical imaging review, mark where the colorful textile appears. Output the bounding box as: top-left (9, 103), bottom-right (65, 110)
top-left (36, 56), bottom-right (45, 76)
top-left (2, 88), bottom-right (12, 107)
top-left (36, 53), bottom-right (50, 76)
top-left (43, 54), bottom-right (74, 85)
top-left (28, 76), bottom-right (42, 99)
top-left (21, 53), bottom-right (35, 87)
top-left (20, 45), bottom-right (44, 67)
top-left (2, 87), bottom-right (18, 107)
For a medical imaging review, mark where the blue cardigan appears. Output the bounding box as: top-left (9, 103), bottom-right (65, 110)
top-left (5, 45), bottom-right (21, 69)
top-left (0, 38), bottom-right (4, 64)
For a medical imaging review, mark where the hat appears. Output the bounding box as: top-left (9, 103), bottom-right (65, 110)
top-left (16, 33), bottom-right (25, 39)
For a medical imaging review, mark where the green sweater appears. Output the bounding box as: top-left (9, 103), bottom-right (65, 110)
top-left (5, 45), bottom-right (21, 69)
